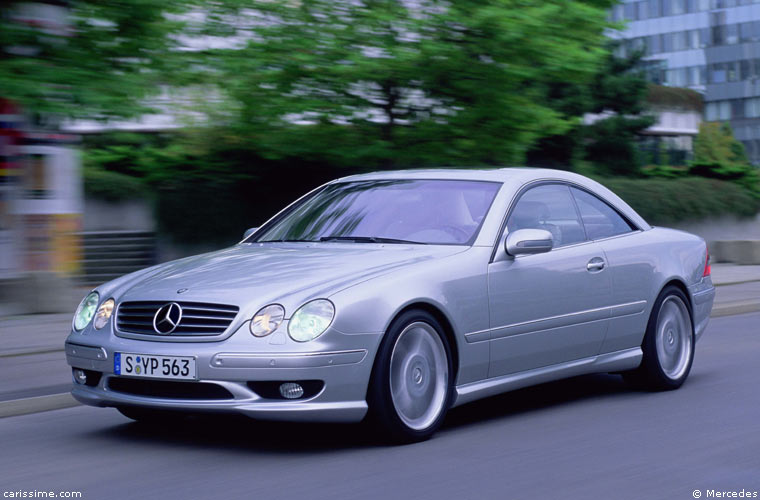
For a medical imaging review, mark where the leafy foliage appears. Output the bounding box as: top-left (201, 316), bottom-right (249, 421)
top-left (600, 176), bottom-right (760, 224)
top-left (83, 166), bottom-right (146, 202)
top-left (0, 1), bottom-right (191, 120)
top-left (527, 46), bottom-right (655, 175)
top-left (690, 122), bottom-right (760, 197)
top-left (183, 0), bottom-right (616, 167)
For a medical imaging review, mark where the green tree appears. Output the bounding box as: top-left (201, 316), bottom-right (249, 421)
top-left (691, 122), bottom-right (760, 197)
top-left (527, 45), bottom-right (655, 175)
top-left (187, 0), bottom-right (616, 168)
top-left (0, 1), bottom-right (189, 121)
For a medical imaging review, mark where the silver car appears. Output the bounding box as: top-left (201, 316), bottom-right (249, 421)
top-left (66, 168), bottom-right (715, 441)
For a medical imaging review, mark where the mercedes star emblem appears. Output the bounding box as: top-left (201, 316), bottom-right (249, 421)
top-left (153, 302), bottom-right (183, 335)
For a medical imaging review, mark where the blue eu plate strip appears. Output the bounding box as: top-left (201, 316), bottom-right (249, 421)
top-left (114, 352), bottom-right (121, 375)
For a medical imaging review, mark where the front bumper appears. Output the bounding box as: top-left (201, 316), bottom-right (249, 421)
top-left (65, 325), bottom-right (382, 423)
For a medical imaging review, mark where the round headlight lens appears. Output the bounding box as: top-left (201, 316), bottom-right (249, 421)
top-left (74, 292), bottom-right (99, 331)
top-left (250, 304), bottom-right (285, 337)
top-left (93, 299), bottom-right (115, 330)
top-left (288, 299), bottom-right (335, 342)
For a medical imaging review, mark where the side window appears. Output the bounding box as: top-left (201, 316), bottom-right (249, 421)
top-left (570, 187), bottom-right (636, 240)
top-left (507, 184), bottom-right (586, 247)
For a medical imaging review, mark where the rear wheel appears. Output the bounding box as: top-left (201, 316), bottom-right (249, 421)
top-left (625, 286), bottom-right (694, 390)
top-left (368, 310), bottom-right (453, 443)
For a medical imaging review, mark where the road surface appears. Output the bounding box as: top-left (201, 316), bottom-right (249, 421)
top-left (1, 312), bottom-right (758, 500)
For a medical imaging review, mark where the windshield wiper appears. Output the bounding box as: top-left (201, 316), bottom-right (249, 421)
top-left (319, 236), bottom-right (427, 245)
top-left (260, 239), bottom-right (316, 243)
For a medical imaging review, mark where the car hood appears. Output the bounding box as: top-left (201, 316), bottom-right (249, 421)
top-left (114, 243), bottom-right (467, 312)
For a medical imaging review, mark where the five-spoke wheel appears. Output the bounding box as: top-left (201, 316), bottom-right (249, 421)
top-left (368, 310), bottom-right (452, 442)
top-left (625, 285), bottom-right (695, 390)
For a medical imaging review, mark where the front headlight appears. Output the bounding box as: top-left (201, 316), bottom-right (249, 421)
top-left (74, 292), bottom-right (99, 331)
top-left (93, 299), bottom-right (115, 330)
top-left (288, 299), bottom-right (335, 342)
top-left (250, 304), bottom-right (285, 337)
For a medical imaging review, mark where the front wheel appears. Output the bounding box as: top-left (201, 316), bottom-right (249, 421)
top-left (625, 286), bottom-right (694, 390)
top-left (367, 310), bottom-right (453, 443)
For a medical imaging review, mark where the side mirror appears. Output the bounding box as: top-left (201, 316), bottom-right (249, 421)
top-left (243, 227), bottom-right (259, 240)
top-left (505, 228), bottom-right (553, 256)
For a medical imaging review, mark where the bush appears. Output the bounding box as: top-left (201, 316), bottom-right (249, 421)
top-left (598, 176), bottom-right (760, 225)
top-left (83, 166), bottom-right (146, 202)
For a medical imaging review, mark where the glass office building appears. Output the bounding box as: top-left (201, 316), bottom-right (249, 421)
top-left (612, 0), bottom-right (760, 163)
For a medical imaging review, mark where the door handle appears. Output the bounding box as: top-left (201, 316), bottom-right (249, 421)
top-left (587, 258), bottom-right (605, 272)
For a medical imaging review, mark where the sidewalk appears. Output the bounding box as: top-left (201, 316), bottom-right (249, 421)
top-left (1, 264), bottom-right (759, 416)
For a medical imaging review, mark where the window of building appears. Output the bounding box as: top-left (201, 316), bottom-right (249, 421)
top-left (741, 60), bottom-right (752, 80)
top-left (649, 34), bottom-right (662, 54)
top-left (732, 99), bottom-right (745, 119)
top-left (710, 63), bottom-right (727, 83)
top-left (688, 30), bottom-right (700, 49)
top-left (638, 1), bottom-right (649, 19)
top-left (745, 97), bottom-right (760, 118)
top-left (672, 0), bottom-right (687, 13)
top-left (624, 2), bottom-right (636, 20)
top-left (689, 66), bottom-right (703, 85)
top-left (673, 31), bottom-right (688, 51)
top-left (727, 24), bottom-right (739, 45)
top-left (705, 101), bottom-right (731, 121)
top-left (649, 0), bottom-right (662, 16)
top-left (727, 61), bottom-right (739, 81)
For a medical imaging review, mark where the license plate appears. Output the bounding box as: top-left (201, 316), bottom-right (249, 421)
top-left (114, 352), bottom-right (196, 380)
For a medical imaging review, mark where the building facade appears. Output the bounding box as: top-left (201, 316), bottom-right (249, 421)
top-left (612, 0), bottom-right (760, 164)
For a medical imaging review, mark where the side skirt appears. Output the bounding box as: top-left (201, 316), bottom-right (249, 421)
top-left (452, 347), bottom-right (642, 408)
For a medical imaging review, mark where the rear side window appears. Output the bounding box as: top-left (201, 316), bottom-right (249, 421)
top-left (507, 184), bottom-right (586, 247)
top-left (570, 187), bottom-right (636, 240)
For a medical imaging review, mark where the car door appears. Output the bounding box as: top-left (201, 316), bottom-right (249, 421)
top-left (569, 186), bottom-right (653, 354)
top-left (487, 183), bottom-right (613, 378)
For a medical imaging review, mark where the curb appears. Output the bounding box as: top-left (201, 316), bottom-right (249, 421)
top-left (714, 279), bottom-right (760, 287)
top-left (710, 300), bottom-right (760, 318)
top-left (0, 348), bottom-right (64, 359)
top-left (0, 393), bottom-right (79, 419)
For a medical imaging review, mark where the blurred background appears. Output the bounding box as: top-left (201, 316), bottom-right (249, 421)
top-left (1, 0), bottom-right (760, 315)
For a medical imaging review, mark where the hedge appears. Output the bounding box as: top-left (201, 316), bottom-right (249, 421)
top-left (598, 176), bottom-right (760, 225)
top-left (83, 166), bottom-right (146, 202)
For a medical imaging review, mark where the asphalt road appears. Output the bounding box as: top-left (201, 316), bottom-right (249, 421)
top-left (1, 312), bottom-right (759, 500)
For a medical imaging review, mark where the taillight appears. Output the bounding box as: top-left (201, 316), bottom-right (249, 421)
top-left (703, 246), bottom-right (711, 277)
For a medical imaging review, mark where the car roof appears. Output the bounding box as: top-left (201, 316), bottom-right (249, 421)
top-left (335, 167), bottom-right (652, 231)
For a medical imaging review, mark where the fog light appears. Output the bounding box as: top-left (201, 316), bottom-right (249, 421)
top-left (279, 382), bottom-right (304, 399)
top-left (73, 369), bottom-right (88, 385)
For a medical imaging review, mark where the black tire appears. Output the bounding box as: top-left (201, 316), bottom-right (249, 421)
top-left (117, 406), bottom-right (181, 424)
top-left (367, 310), bottom-right (454, 443)
top-left (624, 285), bottom-right (695, 391)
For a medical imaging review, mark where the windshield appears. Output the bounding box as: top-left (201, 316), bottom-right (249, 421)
top-left (252, 179), bottom-right (502, 245)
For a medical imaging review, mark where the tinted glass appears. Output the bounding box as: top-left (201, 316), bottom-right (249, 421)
top-left (507, 184), bottom-right (586, 247)
top-left (254, 179), bottom-right (501, 245)
top-left (570, 187), bottom-right (636, 240)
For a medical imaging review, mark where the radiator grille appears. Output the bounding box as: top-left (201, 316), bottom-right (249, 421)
top-left (116, 301), bottom-right (239, 336)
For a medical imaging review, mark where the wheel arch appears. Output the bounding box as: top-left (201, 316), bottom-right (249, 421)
top-left (658, 278), bottom-right (694, 318)
top-left (382, 301), bottom-right (461, 385)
